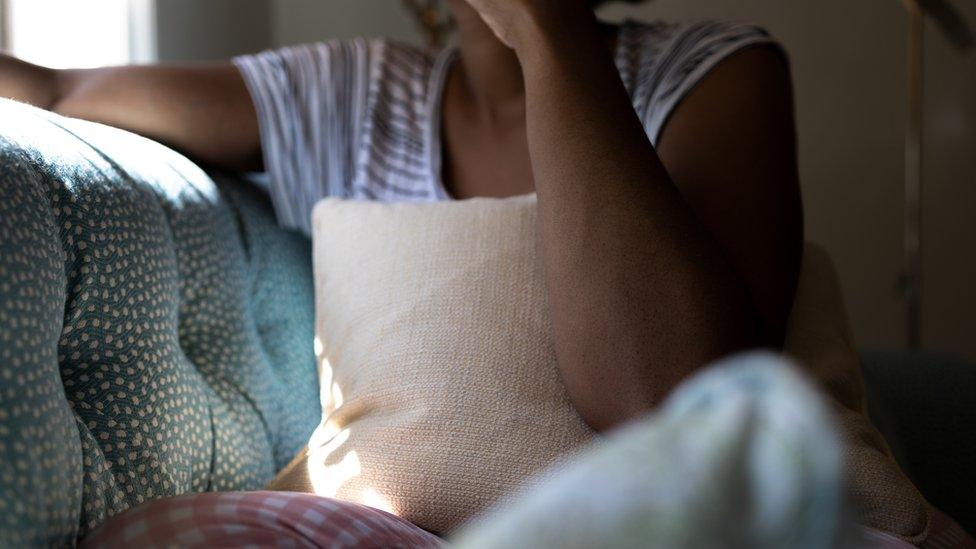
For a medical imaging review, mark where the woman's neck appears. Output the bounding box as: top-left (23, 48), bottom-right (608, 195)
top-left (443, 2), bottom-right (618, 125)
top-left (446, 0), bottom-right (526, 124)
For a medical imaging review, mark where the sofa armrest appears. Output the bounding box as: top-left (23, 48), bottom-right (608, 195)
top-left (0, 99), bottom-right (318, 545)
top-left (861, 351), bottom-right (976, 533)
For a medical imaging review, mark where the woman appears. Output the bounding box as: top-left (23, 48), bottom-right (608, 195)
top-left (1, 0), bottom-right (802, 431)
top-left (4, 0), bottom-right (804, 542)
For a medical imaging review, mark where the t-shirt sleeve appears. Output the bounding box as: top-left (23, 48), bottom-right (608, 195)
top-left (233, 40), bottom-right (371, 235)
top-left (639, 21), bottom-right (785, 145)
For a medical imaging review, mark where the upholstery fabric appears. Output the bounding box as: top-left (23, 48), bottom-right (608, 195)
top-left (268, 195), bottom-right (597, 535)
top-left (784, 245), bottom-right (932, 545)
top-left (0, 99), bottom-right (319, 547)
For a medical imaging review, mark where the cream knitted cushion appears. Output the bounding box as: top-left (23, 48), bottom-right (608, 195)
top-left (268, 195), bottom-right (595, 535)
top-left (783, 245), bottom-right (932, 545)
top-left (267, 195), bottom-right (931, 543)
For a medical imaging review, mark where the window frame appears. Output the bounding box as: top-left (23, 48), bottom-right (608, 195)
top-left (128, 0), bottom-right (157, 64)
top-left (0, 0), bottom-right (157, 65)
top-left (0, 1), bottom-right (11, 51)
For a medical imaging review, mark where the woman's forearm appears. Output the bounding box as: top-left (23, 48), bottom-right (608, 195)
top-left (0, 54), bottom-right (61, 109)
top-left (0, 53), bottom-right (262, 171)
top-left (514, 8), bottom-right (753, 431)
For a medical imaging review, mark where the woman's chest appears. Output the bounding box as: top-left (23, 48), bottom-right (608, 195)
top-left (441, 121), bottom-right (536, 200)
top-left (438, 84), bottom-right (536, 200)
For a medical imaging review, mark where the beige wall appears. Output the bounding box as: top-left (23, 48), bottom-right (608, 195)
top-left (156, 0), bottom-right (272, 61)
top-left (272, 0), bottom-right (418, 46)
top-left (272, 1), bottom-right (976, 359)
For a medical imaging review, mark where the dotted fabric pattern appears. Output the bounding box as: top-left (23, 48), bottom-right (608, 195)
top-left (0, 99), bottom-right (319, 547)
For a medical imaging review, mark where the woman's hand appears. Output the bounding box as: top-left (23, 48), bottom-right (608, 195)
top-left (459, 0), bottom-right (593, 51)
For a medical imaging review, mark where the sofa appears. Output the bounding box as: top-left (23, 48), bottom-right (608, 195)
top-left (0, 98), bottom-right (972, 547)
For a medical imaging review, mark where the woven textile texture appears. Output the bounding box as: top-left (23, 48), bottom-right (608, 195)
top-left (269, 196), bottom-right (597, 535)
top-left (0, 99), bottom-right (319, 547)
top-left (784, 246), bottom-right (932, 545)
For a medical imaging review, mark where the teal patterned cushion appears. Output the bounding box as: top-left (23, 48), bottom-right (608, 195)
top-left (0, 99), bottom-right (319, 547)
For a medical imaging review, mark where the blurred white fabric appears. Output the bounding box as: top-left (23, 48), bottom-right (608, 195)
top-left (454, 353), bottom-right (862, 549)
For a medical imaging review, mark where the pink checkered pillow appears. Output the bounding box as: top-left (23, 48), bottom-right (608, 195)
top-left (861, 510), bottom-right (976, 549)
top-left (79, 492), bottom-right (973, 548)
top-left (922, 510), bottom-right (976, 549)
top-left (80, 492), bottom-right (443, 548)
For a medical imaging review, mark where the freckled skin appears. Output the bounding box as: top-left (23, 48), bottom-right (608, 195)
top-left (0, 0), bottom-right (802, 432)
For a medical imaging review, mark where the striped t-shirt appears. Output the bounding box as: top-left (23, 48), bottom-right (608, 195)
top-left (234, 20), bottom-right (778, 236)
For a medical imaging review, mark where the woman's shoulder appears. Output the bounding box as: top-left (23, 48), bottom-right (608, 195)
top-left (235, 38), bottom-right (437, 77)
top-left (610, 19), bottom-right (784, 143)
top-left (234, 36), bottom-right (447, 111)
top-left (613, 19), bottom-right (779, 65)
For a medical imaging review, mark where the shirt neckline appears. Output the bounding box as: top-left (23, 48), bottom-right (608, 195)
top-left (426, 22), bottom-right (635, 201)
top-left (427, 46), bottom-right (460, 201)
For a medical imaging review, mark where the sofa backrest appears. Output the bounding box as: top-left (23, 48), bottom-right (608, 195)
top-left (0, 99), bottom-right (319, 547)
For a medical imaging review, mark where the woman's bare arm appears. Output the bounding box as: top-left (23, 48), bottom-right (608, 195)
top-left (0, 54), bottom-right (261, 171)
top-left (655, 46), bottom-right (804, 350)
top-left (467, 0), bottom-right (803, 431)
